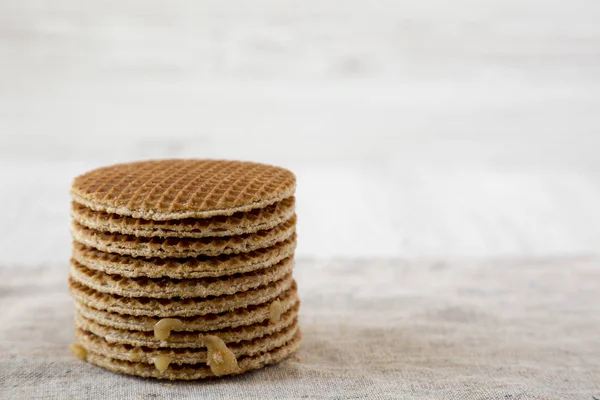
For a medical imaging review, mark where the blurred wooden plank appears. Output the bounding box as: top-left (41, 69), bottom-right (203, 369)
top-left (0, 0), bottom-right (599, 263)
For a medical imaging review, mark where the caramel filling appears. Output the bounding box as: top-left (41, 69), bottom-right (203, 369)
top-left (154, 354), bottom-right (172, 373)
top-left (269, 299), bottom-right (283, 323)
top-left (203, 335), bottom-right (239, 376)
top-left (69, 343), bottom-right (87, 361)
top-left (154, 318), bottom-right (184, 340)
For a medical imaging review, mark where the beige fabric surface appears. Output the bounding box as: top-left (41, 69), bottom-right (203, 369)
top-left (1, 258), bottom-right (598, 399)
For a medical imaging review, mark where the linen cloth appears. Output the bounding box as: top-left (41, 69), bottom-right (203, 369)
top-left (0, 258), bottom-right (598, 399)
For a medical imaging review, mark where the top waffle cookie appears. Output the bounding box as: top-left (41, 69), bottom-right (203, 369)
top-left (71, 160), bottom-right (296, 220)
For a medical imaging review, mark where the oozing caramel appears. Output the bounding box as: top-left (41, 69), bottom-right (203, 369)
top-left (154, 318), bottom-right (184, 340)
top-left (203, 335), bottom-right (239, 376)
top-left (269, 299), bottom-right (283, 323)
top-left (69, 343), bottom-right (87, 361)
top-left (154, 354), bottom-right (172, 373)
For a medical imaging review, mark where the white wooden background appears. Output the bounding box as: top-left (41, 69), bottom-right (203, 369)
top-left (1, 0), bottom-right (600, 266)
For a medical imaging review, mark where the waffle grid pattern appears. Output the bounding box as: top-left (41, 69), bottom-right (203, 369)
top-left (69, 274), bottom-right (295, 317)
top-left (74, 303), bottom-right (300, 348)
top-left (69, 257), bottom-right (294, 298)
top-left (71, 215), bottom-right (296, 257)
top-left (72, 237), bottom-right (296, 278)
top-left (74, 285), bottom-right (299, 332)
top-left (71, 160), bottom-right (296, 219)
top-left (71, 197), bottom-right (295, 238)
top-left (85, 332), bottom-right (302, 380)
top-left (76, 320), bottom-right (299, 364)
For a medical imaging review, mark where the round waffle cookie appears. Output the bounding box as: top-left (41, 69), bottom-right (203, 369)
top-left (74, 283), bottom-right (299, 332)
top-left (69, 275), bottom-right (295, 317)
top-left (69, 256), bottom-right (295, 298)
top-left (86, 331), bottom-right (302, 380)
top-left (71, 197), bottom-right (295, 238)
top-left (71, 236), bottom-right (296, 279)
top-left (74, 302), bottom-right (300, 348)
top-left (71, 159), bottom-right (296, 220)
top-left (68, 159), bottom-right (300, 379)
top-left (76, 322), bottom-right (299, 364)
top-left (71, 216), bottom-right (296, 258)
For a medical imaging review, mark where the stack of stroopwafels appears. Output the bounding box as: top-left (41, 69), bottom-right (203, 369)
top-left (67, 160), bottom-right (300, 380)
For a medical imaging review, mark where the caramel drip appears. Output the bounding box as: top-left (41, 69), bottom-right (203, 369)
top-left (154, 354), bottom-right (172, 373)
top-left (269, 299), bottom-right (283, 323)
top-left (203, 335), bottom-right (239, 376)
top-left (154, 318), bottom-right (184, 340)
top-left (69, 343), bottom-right (87, 361)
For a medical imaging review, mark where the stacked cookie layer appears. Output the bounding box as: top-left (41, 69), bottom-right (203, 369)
top-left (68, 160), bottom-right (300, 380)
